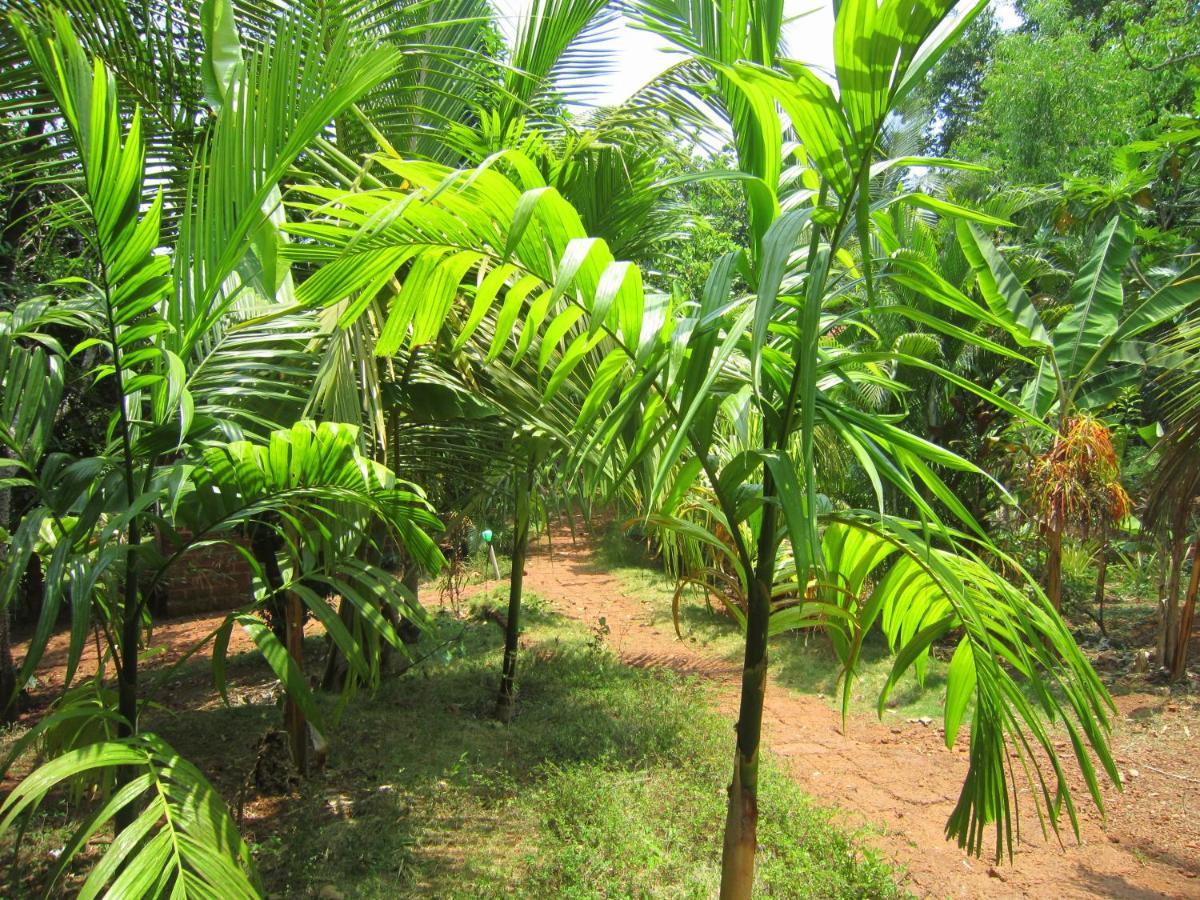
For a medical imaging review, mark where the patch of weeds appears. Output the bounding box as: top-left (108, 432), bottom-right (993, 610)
top-left (521, 749), bottom-right (903, 899)
top-left (245, 603), bottom-right (905, 897)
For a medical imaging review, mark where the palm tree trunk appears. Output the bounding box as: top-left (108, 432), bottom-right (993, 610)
top-left (1094, 520), bottom-right (1109, 637)
top-left (320, 598), bottom-right (357, 692)
top-left (1045, 524), bottom-right (1064, 612)
top-left (250, 523), bottom-right (287, 644)
top-left (0, 610), bottom-right (15, 725)
top-left (1160, 534), bottom-right (1186, 668)
top-left (21, 554), bottom-right (43, 626)
top-left (114, 520), bottom-right (141, 831)
top-left (1170, 536), bottom-right (1200, 681)
top-left (399, 563), bottom-right (422, 647)
top-left (284, 591), bottom-right (308, 775)
top-left (496, 463), bottom-right (533, 723)
top-left (720, 578), bottom-right (770, 899)
top-left (104, 233), bottom-right (146, 832)
top-left (0, 466), bottom-right (16, 724)
top-left (720, 476), bottom-right (777, 899)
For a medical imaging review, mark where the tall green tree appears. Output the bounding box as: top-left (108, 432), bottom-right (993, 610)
top-left (946, 0), bottom-right (1200, 186)
top-left (912, 6), bottom-right (999, 156)
top-left (287, 4), bottom-right (1122, 897)
top-left (0, 11), bottom-right (446, 894)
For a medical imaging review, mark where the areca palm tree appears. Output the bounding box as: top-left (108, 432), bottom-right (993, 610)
top-left (283, 5), bottom-right (1120, 895)
top-left (0, 11), bottom-right (448, 894)
top-left (1144, 311), bottom-right (1200, 680)
top-left (604, 0), bottom-right (1117, 890)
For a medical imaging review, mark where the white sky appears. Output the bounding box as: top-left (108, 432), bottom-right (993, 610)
top-left (491, 1), bottom-right (837, 106)
top-left (491, 0), bottom-right (1021, 107)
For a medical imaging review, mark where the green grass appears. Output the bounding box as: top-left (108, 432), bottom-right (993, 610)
top-left (3, 594), bottom-right (906, 898)
top-left (594, 529), bottom-right (949, 724)
top-left (235, 595), bottom-right (904, 897)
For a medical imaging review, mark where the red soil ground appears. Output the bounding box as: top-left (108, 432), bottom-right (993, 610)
top-left (504, 529), bottom-right (1200, 899)
top-left (14, 526), bottom-right (1200, 898)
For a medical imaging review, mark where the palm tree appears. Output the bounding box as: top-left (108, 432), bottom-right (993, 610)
top-left (1144, 311), bottom-right (1200, 680)
top-left (285, 4), bottom-right (1121, 893)
top-left (1144, 421), bottom-right (1200, 680)
top-left (607, 0), bottom-right (1117, 891)
top-left (0, 11), bottom-right (447, 893)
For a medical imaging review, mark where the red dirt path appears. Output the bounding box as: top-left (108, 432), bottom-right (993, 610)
top-left (504, 529), bottom-right (1200, 899)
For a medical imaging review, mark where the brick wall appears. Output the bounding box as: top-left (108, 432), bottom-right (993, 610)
top-left (160, 536), bottom-right (255, 617)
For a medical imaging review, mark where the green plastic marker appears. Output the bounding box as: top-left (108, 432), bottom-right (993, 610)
top-left (483, 528), bottom-right (500, 579)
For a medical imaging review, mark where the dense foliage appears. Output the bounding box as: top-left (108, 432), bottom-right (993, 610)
top-left (0, 0), bottom-right (1198, 897)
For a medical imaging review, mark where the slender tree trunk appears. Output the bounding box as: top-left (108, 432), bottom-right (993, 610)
top-left (21, 554), bottom-right (43, 625)
top-left (114, 520), bottom-right (141, 831)
top-left (1156, 537), bottom-right (1170, 663)
top-left (249, 522), bottom-right (311, 769)
top-left (1160, 535), bottom-right (1186, 668)
top-left (399, 563), bottom-right (422, 647)
top-left (320, 598), bottom-right (357, 692)
top-left (250, 523), bottom-right (287, 644)
top-left (720, 475), bottom-right (777, 899)
top-left (0, 467), bottom-right (16, 724)
top-left (1171, 537), bottom-right (1200, 682)
top-left (283, 592), bottom-right (308, 775)
top-left (0, 611), bottom-right (15, 725)
top-left (496, 464), bottom-right (533, 723)
top-left (1094, 521), bottom-right (1109, 637)
top-left (720, 578), bottom-right (771, 899)
top-left (379, 561), bottom-right (421, 676)
top-left (1045, 524), bottom-right (1064, 612)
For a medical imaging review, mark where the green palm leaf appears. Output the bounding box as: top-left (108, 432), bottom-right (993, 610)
top-left (1, 732), bottom-right (260, 899)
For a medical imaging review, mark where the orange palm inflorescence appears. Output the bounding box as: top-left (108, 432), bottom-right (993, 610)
top-left (1027, 414), bottom-right (1132, 537)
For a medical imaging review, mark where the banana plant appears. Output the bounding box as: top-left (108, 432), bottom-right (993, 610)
top-left (958, 215), bottom-right (1200, 609)
top-left (958, 215), bottom-right (1200, 418)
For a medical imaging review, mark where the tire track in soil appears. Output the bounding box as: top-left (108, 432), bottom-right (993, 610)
top-left (500, 528), bottom-right (1199, 900)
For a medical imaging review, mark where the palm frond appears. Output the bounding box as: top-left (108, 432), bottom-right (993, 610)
top-left (1, 731), bottom-right (260, 898)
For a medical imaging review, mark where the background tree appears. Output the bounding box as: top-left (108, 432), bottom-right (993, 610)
top-left (912, 7), bottom-right (999, 156)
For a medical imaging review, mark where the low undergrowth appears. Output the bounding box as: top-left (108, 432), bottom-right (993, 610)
top-left (596, 529), bottom-right (950, 723)
top-left (2, 595), bottom-right (905, 898)
top-left (247, 595), bottom-right (904, 897)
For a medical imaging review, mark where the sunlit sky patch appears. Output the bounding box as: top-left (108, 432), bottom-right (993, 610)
top-left (491, 0), bottom-right (1022, 107)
